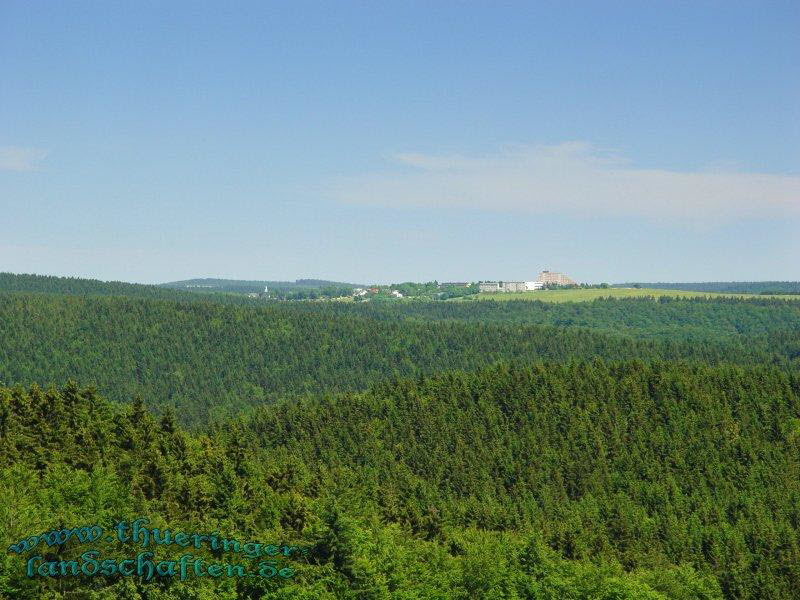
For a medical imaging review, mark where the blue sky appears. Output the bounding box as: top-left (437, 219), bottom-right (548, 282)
top-left (2, 1), bottom-right (798, 284)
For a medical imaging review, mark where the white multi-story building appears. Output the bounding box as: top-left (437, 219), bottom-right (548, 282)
top-left (479, 281), bottom-right (532, 292)
top-left (525, 281), bottom-right (544, 291)
top-left (503, 281), bottom-right (528, 292)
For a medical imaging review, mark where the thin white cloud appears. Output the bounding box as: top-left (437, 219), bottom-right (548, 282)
top-left (329, 142), bottom-right (800, 223)
top-left (0, 146), bottom-right (48, 171)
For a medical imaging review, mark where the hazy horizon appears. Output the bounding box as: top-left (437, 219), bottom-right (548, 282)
top-left (5, 270), bottom-right (800, 289)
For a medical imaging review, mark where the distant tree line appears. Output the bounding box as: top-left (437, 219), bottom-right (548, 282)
top-left (614, 281), bottom-right (800, 295)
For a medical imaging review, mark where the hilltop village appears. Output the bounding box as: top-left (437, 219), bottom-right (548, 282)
top-left (476, 270), bottom-right (578, 293)
top-left (349, 270), bottom-right (580, 300)
top-left (259, 270), bottom-right (584, 302)
top-left (166, 271), bottom-right (589, 302)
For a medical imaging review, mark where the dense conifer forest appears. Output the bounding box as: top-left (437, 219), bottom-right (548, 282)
top-left (1, 361), bottom-right (798, 598)
top-left (1, 291), bottom-right (799, 425)
top-left (286, 294), bottom-right (800, 339)
top-left (1, 273), bottom-right (799, 598)
top-left (0, 273), bottom-right (200, 301)
top-left (613, 282), bottom-right (800, 295)
top-left (159, 278), bottom-right (362, 295)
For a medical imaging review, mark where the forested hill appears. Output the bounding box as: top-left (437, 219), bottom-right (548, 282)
top-left (1, 292), bottom-right (798, 426)
top-left (2, 360), bottom-right (798, 597)
top-left (286, 295), bottom-right (800, 340)
top-left (160, 277), bottom-right (363, 293)
top-left (614, 281), bottom-right (800, 295)
top-left (0, 272), bottom-right (363, 303)
top-left (242, 360), bottom-right (800, 597)
top-left (0, 272), bottom-right (210, 301)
